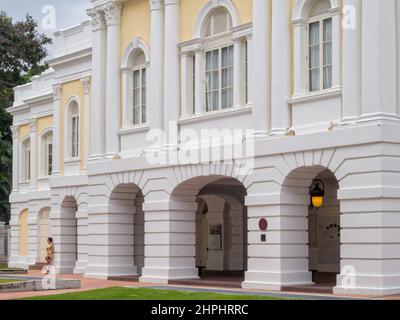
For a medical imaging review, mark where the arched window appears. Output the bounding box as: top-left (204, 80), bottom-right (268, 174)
top-left (21, 138), bottom-right (31, 182)
top-left (67, 100), bottom-right (80, 159)
top-left (132, 50), bottom-right (147, 125)
top-left (292, 0), bottom-right (340, 97)
top-left (204, 8), bottom-right (234, 112)
top-left (121, 38), bottom-right (150, 129)
top-left (40, 131), bottom-right (53, 177)
top-left (308, 0), bottom-right (333, 92)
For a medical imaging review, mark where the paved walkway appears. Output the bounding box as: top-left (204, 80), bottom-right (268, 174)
top-left (1, 270), bottom-right (400, 300)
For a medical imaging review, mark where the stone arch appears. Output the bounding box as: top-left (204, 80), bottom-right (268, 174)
top-left (37, 207), bottom-right (51, 263)
top-left (18, 209), bottom-right (29, 257)
top-left (193, 0), bottom-right (240, 38)
top-left (106, 183), bottom-right (145, 277)
top-left (121, 37), bottom-right (150, 70)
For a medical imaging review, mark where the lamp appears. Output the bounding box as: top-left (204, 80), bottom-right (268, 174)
top-left (309, 179), bottom-right (325, 209)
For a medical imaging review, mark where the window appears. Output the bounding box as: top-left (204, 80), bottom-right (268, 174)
top-left (68, 101), bottom-right (80, 159)
top-left (307, 0), bottom-right (333, 92)
top-left (308, 18), bottom-right (332, 91)
top-left (41, 132), bottom-right (53, 177)
top-left (205, 46), bottom-right (234, 111)
top-left (21, 138), bottom-right (31, 182)
top-left (131, 51), bottom-right (147, 126)
top-left (204, 8), bottom-right (234, 112)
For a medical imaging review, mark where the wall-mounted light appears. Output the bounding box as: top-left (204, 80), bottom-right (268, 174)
top-left (309, 179), bottom-right (325, 209)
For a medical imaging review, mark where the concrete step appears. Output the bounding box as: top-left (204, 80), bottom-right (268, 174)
top-left (0, 278), bottom-right (81, 293)
top-left (169, 279), bottom-right (243, 289)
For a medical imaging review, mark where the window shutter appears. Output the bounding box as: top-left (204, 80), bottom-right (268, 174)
top-left (310, 0), bottom-right (331, 17)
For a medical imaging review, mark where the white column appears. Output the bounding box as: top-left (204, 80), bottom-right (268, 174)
top-left (149, 0), bottom-right (165, 139)
top-left (270, 0), bottom-right (291, 135)
top-left (331, 7), bottom-right (341, 90)
top-left (181, 52), bottom-right (194, 117)
top-left (194, 49), bottom-right (204, 115)
top-left (104, 2), bottom-right (123, 158)
top-left (252, 0), bottom-right (271, 136)
top-left (292, 21), bottom-right (307, 97)
top-left (121, 69), bottom-right (131, 127)
top-left (233, 38), bottom-right (244, 108)
top-left (29, 119), bottom-right (37, 191)
top-left (341, 0), bottom-right (362, 124)
top-left (360, 0), bottom-right (398, 120)
top-left (164, 0), bottom-right (180, 148)
top-left (52, 84), bottom-right (62, 176)
top-left (11, 126), bottom-right (19, 192)
top-left (81, 77), bottom-right (91, 171)
top-left (87, 8), bottom-right (106, 160)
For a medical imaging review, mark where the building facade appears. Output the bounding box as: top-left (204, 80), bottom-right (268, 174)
top-left (7, 0), bottom-right (400, 296)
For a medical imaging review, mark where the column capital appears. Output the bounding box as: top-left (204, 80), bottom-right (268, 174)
top-left (87, 8), bottom-right (105, 30)
top-left (103, 2), bottom-right (123, 26)
top-left (52, 84), bottom-right (62, 101)
top-left (81, 77), bottom-right (92, 95)
top-left (149, 0), bottom-right (164, 11)
top-left (11, 125), bottom-right (19, 140)
top-left (29, 119), bottom-right (37, 133)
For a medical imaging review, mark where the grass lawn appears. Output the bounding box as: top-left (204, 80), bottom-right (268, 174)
top-left (0, 278), bottom-right (25, 284)
top-left (0, 264), bottom-right (8, 269)
top-left (22, 287), bottom-right (285, 301)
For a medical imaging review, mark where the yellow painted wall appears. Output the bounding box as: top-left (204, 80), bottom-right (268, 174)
top-left (121, 0), bottom-right (151, 59)
top-left (19, 209), bottom-right (28, 257)
top-left (60, 80), bottom-right (85, 173)
top-left (180, 0), bottom-right (253, 42)
top-left (18, 125), bottom-right (30, 142)
top-left (37, 116), bottom-right (53, 136)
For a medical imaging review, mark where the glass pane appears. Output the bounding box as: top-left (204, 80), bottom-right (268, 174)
top-left (212, 50), bottom-right (219, 69)
top-left (323, 66), bottom-right (332, 89)
top-left (133, 107), bottom-right (140, 125)
top-left (323, 18), bottom-right (332, 42)
top-left (142, 105), bottom-right (146, 123)
top-left (142, 69), bottom-right (146, 86)
top-left (309, 45), bottom-right (319, 68)
top-left (206, 51), bottom-right (212, 71)
top-left (133, 70), bottom-right (140, 88)
top-left (309, 22), bottom-right (319, 46)
top-left (323, 42), bottom-right (332, 65)
top-left (309, 68), bottom-right (320, 91)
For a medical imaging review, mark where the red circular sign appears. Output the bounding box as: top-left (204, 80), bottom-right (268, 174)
top-left (259, 218), bottom-right (268, 231)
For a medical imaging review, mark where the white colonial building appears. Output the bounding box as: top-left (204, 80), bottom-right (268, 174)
top-left (7, 0), bottom-right (400, 296)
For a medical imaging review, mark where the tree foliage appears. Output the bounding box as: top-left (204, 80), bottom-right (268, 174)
top-left (0, 11), bottom-right (51, 223)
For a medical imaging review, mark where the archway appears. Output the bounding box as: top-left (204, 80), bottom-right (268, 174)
top-left (107, 183), bottom-right (145, 279)
top-left (280, 166), bottom-right (340, 292)
top-left (19, 209), bottom-right (29, 257)
top-left (37, 207), bottom-right (51, 263)
top-left (57, 196), bottom-right (78, 274)
top-left (170, 176), bottom-right (247, 287)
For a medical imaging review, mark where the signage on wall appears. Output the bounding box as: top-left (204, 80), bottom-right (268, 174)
top-left (259, 218), bottom-right (268, 231)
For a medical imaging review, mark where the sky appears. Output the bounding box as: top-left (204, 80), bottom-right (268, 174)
top-left (1, 0), bottom-right (90, 57)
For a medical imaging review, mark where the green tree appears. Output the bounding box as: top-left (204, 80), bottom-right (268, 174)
top-left (0, 11), bottom-right (51, 223)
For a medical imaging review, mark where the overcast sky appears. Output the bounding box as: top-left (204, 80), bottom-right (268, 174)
top-left (1, 0), bottom-right (90, 57)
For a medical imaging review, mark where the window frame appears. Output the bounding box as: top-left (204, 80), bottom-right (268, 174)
top-left (131, 61), bottom-right (147, 126)
top-left (205, 44), bottom-right (234, 112)
top-left (40, 131), bottom-right (53, 178)
top-left (21, 137), bottom-right (31, 183)
top-left (307, 12), bottom-right (333, 93)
